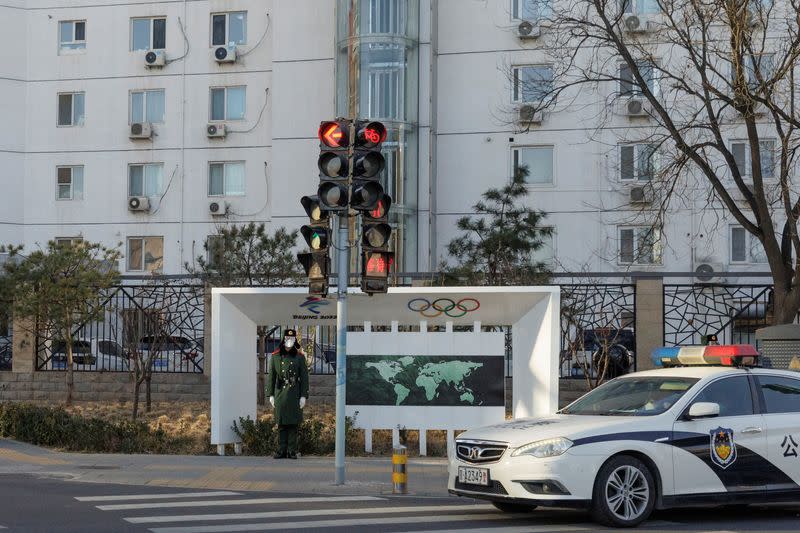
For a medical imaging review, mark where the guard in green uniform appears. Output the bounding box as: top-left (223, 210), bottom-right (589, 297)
top-left (266, 329), bottom-right (309, 459)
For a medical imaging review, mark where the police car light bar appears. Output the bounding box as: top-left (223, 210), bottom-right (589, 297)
top-left (651, 344), bottom-right (759, 368)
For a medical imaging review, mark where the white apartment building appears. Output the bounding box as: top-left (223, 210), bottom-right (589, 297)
top-left (0, 0), bottom-right (774, 279)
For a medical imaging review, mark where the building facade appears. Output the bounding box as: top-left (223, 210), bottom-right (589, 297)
top-left (0, 0), bottom-right (773, 280)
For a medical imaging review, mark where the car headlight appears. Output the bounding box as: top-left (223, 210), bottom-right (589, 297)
top-left (511, 437), bottom-right (573, 458)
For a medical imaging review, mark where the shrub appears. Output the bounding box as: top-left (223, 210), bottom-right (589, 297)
top-left (232, 412), bottom-right (361, 456)
top-left (0, 403), bottom-right (194, 454)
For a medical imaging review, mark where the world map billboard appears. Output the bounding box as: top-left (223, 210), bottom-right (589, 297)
top-left (346, 355), bottom-right (505, 407)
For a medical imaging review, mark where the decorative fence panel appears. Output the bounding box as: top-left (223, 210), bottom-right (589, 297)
top-left (663, 284), bottom-right (773, 347)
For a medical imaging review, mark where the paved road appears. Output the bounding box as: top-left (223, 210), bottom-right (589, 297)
top-left (2, 474), bottom-right (800, 532)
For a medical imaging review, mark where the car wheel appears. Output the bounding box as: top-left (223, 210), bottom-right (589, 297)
top-left (491, 501), bottom-right (537, 513)
top-left (591, 455), bottom-right (656, 528)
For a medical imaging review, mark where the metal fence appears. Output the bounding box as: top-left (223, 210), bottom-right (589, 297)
top-left (35, 283), bottom-right (205, 373)
top-left (663, 284), bottom-right (773, 347)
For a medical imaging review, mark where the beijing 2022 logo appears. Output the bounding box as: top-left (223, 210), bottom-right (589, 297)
top-left (407, 298), bottom-right (480, 318)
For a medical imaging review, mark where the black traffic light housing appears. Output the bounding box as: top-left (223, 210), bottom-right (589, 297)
top-left (297, 252), bottom-right (330, 297)
top-left (299, 195), bottom-right (331, 296)
top-left (361, 250), bottom-right (395, 295)
top-left (351, 121), bottom-right (387, 212)
top-left (317, 120), bottom-right (351, 211)
top-left (360, 193), bottom-right (393, 295)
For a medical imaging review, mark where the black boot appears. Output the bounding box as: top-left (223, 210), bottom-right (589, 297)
top-left (287, 452), bottom-right (297, 459)
top-left (273, 451), bottom-right (287, 459)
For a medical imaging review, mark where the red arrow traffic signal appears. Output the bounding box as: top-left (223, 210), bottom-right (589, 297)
top-left (319, 121), bottom-right (348, 148)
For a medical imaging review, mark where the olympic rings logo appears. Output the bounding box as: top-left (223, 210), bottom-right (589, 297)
top-left (407, 298), bottom-right (481, 318)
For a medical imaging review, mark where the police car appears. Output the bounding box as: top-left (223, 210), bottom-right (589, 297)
top-left (448, 345), bottom-right (800, 527)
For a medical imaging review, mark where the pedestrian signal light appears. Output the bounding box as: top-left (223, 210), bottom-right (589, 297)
top-left (297, 252), bottom-right (330, 297)
top-left (361, 250), bottom-right (394, 295)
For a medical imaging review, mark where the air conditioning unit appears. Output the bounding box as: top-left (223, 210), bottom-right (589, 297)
top-left (128, 196), bottom-right (150, 212)
top-left (129, 122), bottom-right (153, 139)
top-left (623, 97), bottom-right (651, 117)
top-left (214, 45), bottom-right (237, 63)
top-left (207, 123), bottom-right (227, 138)
top-left (629, 186), bottom-right (654, 204)
top-left (694, 261), bottom-right (726, 283)
top-left (517, 20), bottom-right (541, 39)
top-left (209, 201), bottom-right (227, 216)
top-left (518, 105), bottom-right (543, 124)
top-left (144, 50), bottom-right (166, 67)
top-left (623, 14), bottom-right (653, 33)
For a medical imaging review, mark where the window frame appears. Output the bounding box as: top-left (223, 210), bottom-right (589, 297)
top-left (511, 145), bottom-right (555, 187)
top-left (729, 225), bottom-right (768, 264)
top-left (56, 165), bottom-right (84, 201)
top-left (618, 226), bottom-right (663, 265)
top-left (209, 86), bottom-right (247, 122)
top-left (210, 11), bottom-right (248, 47)
top-left (619, 143), bottom-right (659, 182)
top-left (208, 161), bottom-right (246, 197)
top-left (57, 92), bottom-right (85, 127)
top-left (680, 375), bottom-right (759, 419)
top-left (620, 0), bottom-right (661, 15)
top-left (126, 236), bottom-right (164, 272)
top-left (59, 20), bottom-right (86, 52)
top-left (511, 0), bottom-right (553, 21)
top-left (729, 138), bottom-right (776, 180)
top-left (129, 89), bottom-right (166, 124)
top-left (619, 61), bottom-right (660, 98)
top-left (128, 163), bottom-right (164, 198)
top-left (754, 374), bottom-right (800, 415)
top-left (531, 227), bottom-right (556, 267)
top-left (512, 64), bottom-right (554, 104)
top-left (130, 16), bottom-right (167, 51)
top-left (55, 237), bottom-right (84, 247)
top-left (206, 235), bottom-right (226, 270)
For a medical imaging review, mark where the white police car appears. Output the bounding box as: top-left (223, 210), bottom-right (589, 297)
top-left (449, 345), bottom-right (800, 527)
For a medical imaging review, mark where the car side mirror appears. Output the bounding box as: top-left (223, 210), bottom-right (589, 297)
top-left (687, 402), bottom-right (720, 420)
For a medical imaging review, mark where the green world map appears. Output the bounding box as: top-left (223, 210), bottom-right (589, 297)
top-left (346, 355), bottom-right (504, 406)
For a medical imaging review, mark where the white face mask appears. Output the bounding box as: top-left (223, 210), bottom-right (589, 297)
top-left (284, 338), bottom-right (296, 349)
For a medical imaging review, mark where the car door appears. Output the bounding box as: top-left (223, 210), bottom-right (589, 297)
top-left (672, 375), bottom-right (767, 498)
top-left (754, 374), bottom-right (800, 494)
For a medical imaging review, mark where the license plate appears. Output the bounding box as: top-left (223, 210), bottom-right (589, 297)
top-left (458, 466), bottom-right (489, 486)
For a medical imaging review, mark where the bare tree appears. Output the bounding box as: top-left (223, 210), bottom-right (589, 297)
top-left (510, 0), bottom-right (800, 321)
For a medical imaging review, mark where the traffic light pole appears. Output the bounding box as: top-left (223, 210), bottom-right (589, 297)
top-left (334, 211), bottom-right (350, 485)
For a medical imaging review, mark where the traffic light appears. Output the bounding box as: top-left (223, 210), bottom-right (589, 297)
top-left (360, 193), bottom-right (393, 295)
top-left (351, 121), bottom-right (386, 212)
top-left (317, 120), bottom-right (351, 211)
top-left (298, 195), bottom-right (331, 297)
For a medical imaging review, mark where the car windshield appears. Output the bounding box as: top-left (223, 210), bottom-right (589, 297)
top-left (560, 377), bottom-right (699, 416)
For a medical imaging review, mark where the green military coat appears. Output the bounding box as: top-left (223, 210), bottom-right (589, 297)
top-left (266, 349), bottom-right (310, 426)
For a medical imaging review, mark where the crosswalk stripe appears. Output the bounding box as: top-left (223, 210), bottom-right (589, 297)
top-left (396, 525), bottom-right (592, 533)
top-left (125, 504), bottom-right (493, 524)
top-left (76, 491), bottom-right (241, 502)
top-left (98, 495), bottom-right (383, 512)
top-left (147, 512), bottom-right (553, 533)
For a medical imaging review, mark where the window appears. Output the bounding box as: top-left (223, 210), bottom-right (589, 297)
top-left (620, 144), bottom-right (658, 181)
top-left (206, 235), bottom-right (225, 269)
top-left (621, 0), bottom-right (660, 14)
top-left (128, 163), bottom-right (164, 197)
top-left (210, 87), bottom-right (246, 121)
top-left (620, 62), bottom-right (658, 97)
top-left (512, 146), bottom-right (554, 185)
top-left (731, 139), bottom-right (775, 179)
top-left (559, 377), bottom-right (698, 416)
top-left (619, 226), bottom-right (662, 265)
top-left (56, 166), bottom-right (84, 200)
top-left (59, 20), bottom-right (86, 51)
top-left (730, 226), bottom-right (768, 264)
top-left (211, 12), bottom-right (247, 46)
top-left (57, 92), bottom-right (85, 127)
top-left (208, 162), bottom-right (245, 196)
top-left (690, 377), bottom-right (754, 417)
top-left (55, 237), bottom-right (83, 247)
top-left (532, 229), bottom-right (555, 266)
top-left (130, 90), bottom-right (165, 124)
top-left (131, 17), bottom-right (166, 51)
top-left (757, 375), bottom-right (800, 414)
top-left (512, 65), bottom-right (553, 103)
top-left (127, 237), bottom-right (164, 272)
top-left (513, 0), bottom-right (553, 20)
top-left (735, 54), bottom-right (775, 90)
top-left (367, 66), bottom-right (402, 120)
top-left (362, 0), bottom-right (406, 33)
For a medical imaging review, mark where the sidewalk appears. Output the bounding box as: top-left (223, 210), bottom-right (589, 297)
top-left (0, 439), bottom-right (450, 496)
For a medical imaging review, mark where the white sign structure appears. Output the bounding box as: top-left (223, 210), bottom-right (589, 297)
top-left (211, 286), bottom-right (560, 453)
top-left (347, 322), bottom-right (505, 455)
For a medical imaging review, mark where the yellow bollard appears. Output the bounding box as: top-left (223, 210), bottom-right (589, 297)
top-left (392, 445), bottom-right (408, 494)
